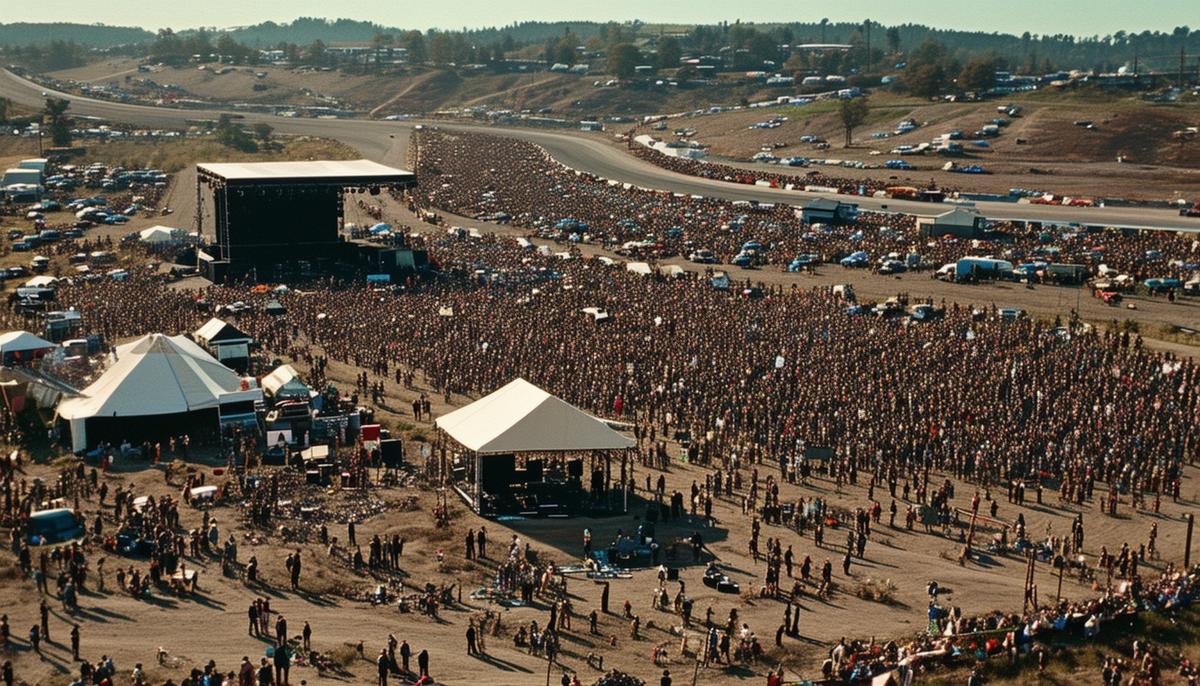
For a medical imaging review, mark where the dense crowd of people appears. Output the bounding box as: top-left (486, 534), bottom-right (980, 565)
top-left (44, 234), bottom-right (1197, 515)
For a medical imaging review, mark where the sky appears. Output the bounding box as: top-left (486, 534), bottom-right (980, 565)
top-left (12, 0), bottom-right (1197, 36)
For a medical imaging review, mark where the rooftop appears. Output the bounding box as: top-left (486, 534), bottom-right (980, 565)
top-left (196, 159), bottom-right (415, 185)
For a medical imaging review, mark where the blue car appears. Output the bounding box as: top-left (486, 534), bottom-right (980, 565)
top-left (840, 251), bottom-right (869, 268)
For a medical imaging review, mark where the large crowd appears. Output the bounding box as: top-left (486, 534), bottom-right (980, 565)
top-left (0, 141), bottom-right (1197, 685)
top-left (412, 129), bottom-right (1200, 281)
top-left (43, 233), bottom-right (1197, 510)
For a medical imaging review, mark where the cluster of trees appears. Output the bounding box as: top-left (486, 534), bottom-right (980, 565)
top-left (44, 98), bottom-right (72, 146)
top-left (213, 114), bottom-right (273, 152)
top-left (0, 41), bottom-right (88, 72)
top-left (148, 29), bottom-right (262, 66)
top-left (0, 22), bottom-right (151, 48)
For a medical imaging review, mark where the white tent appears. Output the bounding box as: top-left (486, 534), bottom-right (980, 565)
top-left (0, 330), bottom-right (56, 360)
top-left (261, 364), bottom-right (311, 399)
top-left (436, 378), bottom-right (633, 454)
top-left (57, 333), bottom-right (261, 451)
top-left (0, 328), bottom-right (56, 362)
top-left (138, 225), bottom-right (184, 244)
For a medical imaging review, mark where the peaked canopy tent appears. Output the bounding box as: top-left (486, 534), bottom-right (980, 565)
top-left (0, 330), bottom-right (56, 365)
top-left (260, 364), bottom-right (312, 400)
top-left (138, 225), bottom-right (185, 244)
top-left (435, 378), bottom-right (635, 516)
top-left (57, 333), bottom-right (262, 452)
top-left (193, 317), bottom-right (253, 373)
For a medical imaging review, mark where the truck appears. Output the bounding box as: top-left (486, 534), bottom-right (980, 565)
top-left (1045, 263), bottom-right (1089, 284)
top-left (951, 257), bottom-right (1014, 283)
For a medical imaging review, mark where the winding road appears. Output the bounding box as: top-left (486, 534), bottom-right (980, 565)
top-left (4, 68), bottom-right (1200, 232)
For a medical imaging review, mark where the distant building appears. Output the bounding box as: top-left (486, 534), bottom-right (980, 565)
top-left (800, 197), bottom-right (858, 224)
top-left (917, 207), bottom-right (988, 238)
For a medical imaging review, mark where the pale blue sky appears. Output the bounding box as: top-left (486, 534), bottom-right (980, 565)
top-left (12, 0), bottom-right (1197, 36)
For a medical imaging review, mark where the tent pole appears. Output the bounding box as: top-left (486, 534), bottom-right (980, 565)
top-left (474, 450), bottom-right (482, 513)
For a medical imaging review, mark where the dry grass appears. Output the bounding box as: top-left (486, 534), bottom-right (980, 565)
top-left (0, 134), bottom-right (358, 173)
top-left (851, 577), bottom-right (900, 605)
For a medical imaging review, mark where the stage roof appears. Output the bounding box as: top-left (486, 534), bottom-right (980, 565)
top-left (436, 378), bottom-right (634, 454)
top-left (196, 159), bottom-right (415, 185)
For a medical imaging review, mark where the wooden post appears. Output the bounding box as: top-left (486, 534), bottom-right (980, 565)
top-left (1186, 513), bottom-right (1195, 569)
top-left (1022, 551), bottom-right (1036, 612)
top-left (691, 655), bottom-right (701, 686)
top-left (1055, 557), bottom-right (1065, 605)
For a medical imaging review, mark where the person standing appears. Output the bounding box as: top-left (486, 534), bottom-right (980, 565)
top-left (376, 649), bottom-right (389, 686)
top-left (466, 622), bottom-right (477, 655)
top-left (238, 657), bottom-right (254, 686)
top-left (70, 624), bottom-right (80, 660)
top-left (38, 600), bottom-right (49, 642)
top-left (476, 527), bottom-right (487, 559)
top-left (302, 622), bottom-right (312, 651)
top-left (417, 648), bottom-right (429, 679)
top-left (347, 521), bottom-right (356, 547)
top-left (248, 602), bottom-right (260, 636)
top-left (399, 639), bottom-right (411, 674)
top-left (256, 657), bottom-right (273, 686)
top-left (465, 529), bottom-right (475, 560)
top-left (273, 644), bottom-right (290, 686)
top-left (289, 550), bottom-right (302, 591)
top-left (660, 669), bottom-right (672, 686)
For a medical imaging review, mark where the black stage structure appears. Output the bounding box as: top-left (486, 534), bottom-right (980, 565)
top-left (195, 160), bottom-right (417, 282)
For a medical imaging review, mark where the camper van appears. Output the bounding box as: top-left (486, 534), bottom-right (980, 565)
top-left (27, 508), bottom-right (84, 545)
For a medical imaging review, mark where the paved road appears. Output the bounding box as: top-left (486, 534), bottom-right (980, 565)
top-left (5, 68), bottom-right (1200, 232)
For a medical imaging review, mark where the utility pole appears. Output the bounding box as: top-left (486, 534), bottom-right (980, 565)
top-left (1181, 45), bottom-right (1187, 88)
top-left (865, 20), bottom-right (872, 74)
top-left (1186, 513), bottom-right (1195, 569)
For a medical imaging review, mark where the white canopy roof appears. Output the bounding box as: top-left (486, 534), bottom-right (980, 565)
top-left (435, 378), bottom-right (634, 454)
top-left (197, 159), bottom-right (413, 181)
top-left (138, 225), bottom-right (183, 243)
top-left (0, 330), bottom-right (55, 355)
top-left (58, 333), bottom-right (257, 420)
top-left (261, 364), bottom-right (309, 397)
top-left (194, 317), bottom-right (251, 345)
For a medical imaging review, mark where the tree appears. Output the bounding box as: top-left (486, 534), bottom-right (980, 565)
top-left (402, 31), bottom-right (427, 63)
top-left (43, 98), bottom-right (71, 147)
top-left (216, 114), bottom-right (257, 153)
top-left (252, 122), bottom-right (274, 142)
top-left (656, 36), bottom-right (681, 70)
top-left (429, 32), bottom-right (454, 64)
top-left (840, 98), bottom-right (869, 147)
top-left (907, 63), bottom-right (946, 98)
top-left (0, 97), bottom-right (9, 123)
top-left (886, 26), bottom-right (901, 54)
top-left (305, 39), bottom-right (328, 67)
top-left (905, 39), bottom-right (950, 98)
top-left (607, 43), bottom-right (641, 79)
top-left (959, 56), bottom-right (998, 92)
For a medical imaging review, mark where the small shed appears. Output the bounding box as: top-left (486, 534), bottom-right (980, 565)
top-left (917, 207), bottom-right (988, 238)
top-left (193, 318), bottom-right (253, 373)
top-left (799, 197), bottom-right (858, 224)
